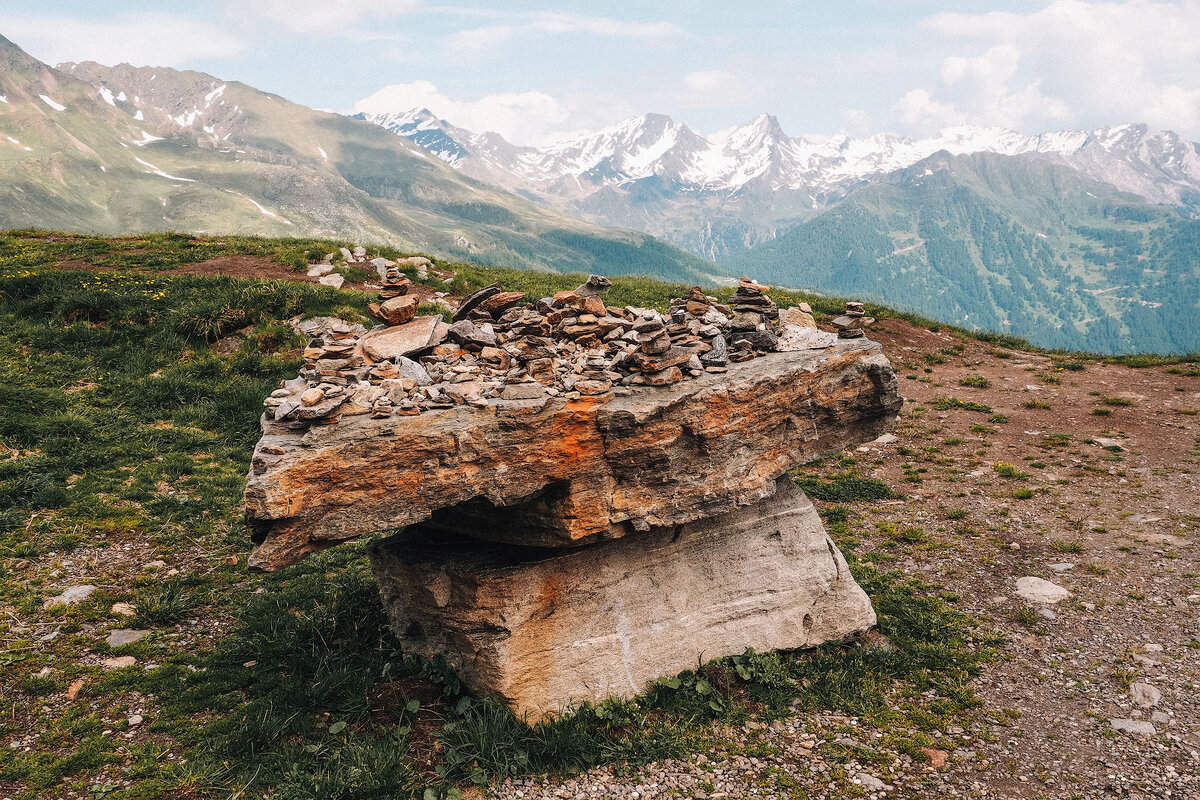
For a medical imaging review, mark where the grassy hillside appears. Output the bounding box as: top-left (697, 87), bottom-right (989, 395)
top-left (725, 151), bottom-right (1200, 354)
top-left (0, 235), bottom-right (1012, 799)
top-left (0, 35), bottom-right (720, 284)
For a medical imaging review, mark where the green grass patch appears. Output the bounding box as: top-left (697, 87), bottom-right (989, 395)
top-left (992, 462), bottom-right (1031, 480)
top-left (930, 396), bottom-right (994, 413)
top-left (794, 473), bottom-right (895, 503)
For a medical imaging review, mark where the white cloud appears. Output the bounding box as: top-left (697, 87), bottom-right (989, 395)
top-left (0, 13), bottom-right (245, 66)
top-left (941, 44), bottom-right (1020, 87)
top-left (245, 0), bottom-right (420, 34)
top-left (353, 80), bottom-right (579, 146)
top-left (840, 108), bottom-right (874, 137)
top-left (442, 25), bottom-right (517, 58)
top-left (675, 70), bottom-right (763, 108)
top-left (441, 10), bottom-right (686, 59)
top-left (898, 0), bottom-right (1200, 135)
top-left (521, 12), bottom-right (684, 39)
top-left (892, 89), bottom-right (963, 129)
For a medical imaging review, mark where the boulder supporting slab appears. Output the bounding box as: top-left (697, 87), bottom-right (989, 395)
top-left (367, 478), bottom-right (876, 721)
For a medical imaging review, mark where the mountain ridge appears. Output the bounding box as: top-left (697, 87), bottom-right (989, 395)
top-left (724, 150), bottom-right (1200, 354)
top-left (0, 34), bottom-right (720, 283)
top-left (361, 105), bottom-right (1200, 258)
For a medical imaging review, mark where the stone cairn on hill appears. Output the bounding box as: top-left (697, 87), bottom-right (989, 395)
top-left (304, 245), bottom-right (439, 289)
top-left (832, 301), bottom-right (876, 339)
top-left (247, 274), bottom-right (901, 719)
top-left (262, 275), bottom-right (844, 426)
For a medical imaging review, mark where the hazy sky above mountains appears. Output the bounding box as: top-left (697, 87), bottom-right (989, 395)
top-left (3, 1), bottom-right (1199, 145)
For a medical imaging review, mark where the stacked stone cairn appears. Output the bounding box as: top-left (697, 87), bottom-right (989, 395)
top-left (832, 301), bottom-right (876, 338)
top-left (262, 273), bottom-right (854, 428)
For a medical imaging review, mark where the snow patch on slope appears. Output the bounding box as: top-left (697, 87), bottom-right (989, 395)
top-left (134, 157), bottom-right (194, 182)
top-left (132, 130), bottom-right (165, 146)
top-left (39, 95), bottom-right (66, 112)
top-left (224, 189), bottom-right (292, 224)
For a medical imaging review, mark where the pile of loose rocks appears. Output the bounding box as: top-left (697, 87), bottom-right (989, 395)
top-left (262, 274), bottom-right (871, 427)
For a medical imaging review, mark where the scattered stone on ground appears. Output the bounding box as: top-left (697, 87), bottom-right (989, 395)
top-left (1014, 575), bottom-right (1071, 604)
top-left (1129, 681), bottom-right (1162, 708)
top-left (104, 629), bottom-right (149, 647)
top-left (100, 656), bottom-right (137, 670)
top-left (41, 584), bottom-right (96, 609)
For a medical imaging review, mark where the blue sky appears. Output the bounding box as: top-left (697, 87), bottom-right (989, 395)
top-left (2, 1), bottom-right (1198, 144)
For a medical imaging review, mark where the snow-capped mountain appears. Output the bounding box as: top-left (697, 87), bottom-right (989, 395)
top-left (361, 108), bottom-right (1200, 257)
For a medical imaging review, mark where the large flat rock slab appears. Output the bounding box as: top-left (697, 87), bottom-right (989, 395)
top-left (245, 339), bottom-right (901, 570)
top-left (368, 478), bottom-right (877, 720)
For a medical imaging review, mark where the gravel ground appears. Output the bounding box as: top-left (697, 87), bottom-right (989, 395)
top-left (488, 320), bottom-right (1200, 799)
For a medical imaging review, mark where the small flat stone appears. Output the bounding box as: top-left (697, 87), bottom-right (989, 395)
top-left (42, 585), bottom-right (96, 609)
top-left (1109, 718), bottom-right (1156, 736)
top-left (110, 602), bottom-right (137, 617)
top-left (873, 433), bottom-right (899, 445)
top-left (106, 629), bottom-right (149, 648)
top-left (395, 356), bottom-right (433, 386)
top-left (448, 319), bottom-right (497, 349)
top-left (501, 383), bottom-right (545, 400)
top-left (318, 273), bottom-right (345, 289)
top-left (776, 326), bottom-right (837, 351)
top-left (1129, 682), bottom-right (1162, 708)
top-left (855, 772), bottom-right (887, 791)
top-left (1014, 576), bottom-right (1070, 604)
top-left (101, 656), bottom-right (138, 670)
top-left (1047, 562), bottom-right (1075, 572)
top-left (127, 714), bottom-right (144, 726)
top-left (361, 316), bottom-right (443, 361)
top-left (575, 379), bottom-right (613, 396)
top-left (371, 295), bottom-right (418, 326)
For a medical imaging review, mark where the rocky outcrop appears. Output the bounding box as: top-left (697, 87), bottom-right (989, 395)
top-left (369, 477), bottom-right (876, 720)
top-left (245, 339), bottom-right (901, 570)
top-left (243, 276), bottom-right (901, 718)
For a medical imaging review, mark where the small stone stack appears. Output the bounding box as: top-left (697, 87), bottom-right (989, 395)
top-left (832, 301), bottom-right (876, 339)
top-left (367, 266), bottom-right (417, 326)
top-left (725, 276), bottom-right (779, 360)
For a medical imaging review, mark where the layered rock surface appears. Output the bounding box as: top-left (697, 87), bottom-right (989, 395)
top-left (245, 339), bottom-right (901, 570)
top-left (369, 478), bottom-right (876, 720)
